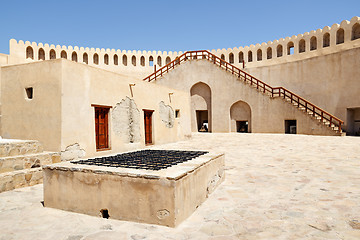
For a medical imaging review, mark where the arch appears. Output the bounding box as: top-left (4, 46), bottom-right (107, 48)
top-left (114, 54), bottom-right (118, 65)
top-left (299, 39), bottom-right (305, 53)
top-left (175, 56), bottom-right (180, 64)
top-left (93, 53), bottom-right (99, 64)
top-left (351, 23), bottom-right (360, 40)
top-left (248, 51), bottom-right (253, 62)
top-left (132, 56), bottom-right (136, 66)
top-left (166, 56), bottom-right (171, 65)
top-left (220, 54), bottom-right (225, 61)
top-left (336, 28), bottom-right (344, 44)
top-left (323, 33), bottom-right (330, 47)
top-left (310, 36), bottom-right (317, 51)
top-left (123, 55), bottom-right (127, 66)
top-left (26, 46), bottom-right (34, 59)
top-left (61, 50), bottom-right (67, 59)
top-left (230, 101), bottom-right (251, 133)
top-left (238, 52), bottom-right (244, 63)
top-left (190, 82), bottom-right (212, 132)
top-left (83, 53), bottom-right (88, 64)
top-left (157, 56), bottom-right (162, 66)
top-left (229, 53), bottom-right (234, 63)
top-left (276, 44), bottom-right (283, 57)
top-left (49, 49), bottom-right (56, 59)
top-left (38, 48), bottom-right (45, 60)
top-left (287, 42), bottom-right (294, 55)
top-left (266, 47), bottom-right (272, 59)
top-left (140, 56), bottom-right (145, 66)
top-left (257, 49), bottom-right (262, 61)
top-left (149, 56), bottom-right (154, 66)
top-left (71, 51), bottom-right (77, 62)
top-left (104, 54), bottom-right (109, 65)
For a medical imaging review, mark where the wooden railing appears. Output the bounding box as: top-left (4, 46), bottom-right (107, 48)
top-left (143, 50), bottom-right (343, 132)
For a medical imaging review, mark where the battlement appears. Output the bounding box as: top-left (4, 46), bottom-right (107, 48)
top-left (7, 16), bottom-right (360, 71)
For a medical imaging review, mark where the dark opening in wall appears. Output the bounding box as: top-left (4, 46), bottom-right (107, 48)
top-left (229, 53), bottom-right (234, 63)
top-left (323, 33), bottom-right (330, 47)
top-left (257, 49), bottom-right (262, 61)
top-left (299, 39), bottom-right (305, 53)
top-left (175, 109), bottom-right (180, 118)
top-left (236, 121), bottom-right (248, 133)
top-left (25, 87), bottom-right (33, 99)
top-left (149, 56), bottom-right (154, 66)
top-left (336, 28), bottom-right (345, 44)
top-left (310, 36), bottom-right (317, 51)
top-left (248, 51), bottom-right (253, 62)
top-left (277, 45), bottom-right (283, 57)
top-left (100, 209), bottom-right (110, 219)
top-left (285, 120), bottom-right (297, 134)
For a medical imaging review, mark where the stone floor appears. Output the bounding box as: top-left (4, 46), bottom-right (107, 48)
top-left (1, 133), bottom-right (360, 240)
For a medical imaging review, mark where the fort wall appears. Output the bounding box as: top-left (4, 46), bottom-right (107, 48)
top-left (8, 17), bottom-right (360, 80)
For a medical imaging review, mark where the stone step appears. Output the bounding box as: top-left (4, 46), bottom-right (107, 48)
top-left (0, 152), bottom-right (60, 174)
top-left (0, 139), bottom-right (43, 157)
top-left (0, 167), bottom-right (43, 193)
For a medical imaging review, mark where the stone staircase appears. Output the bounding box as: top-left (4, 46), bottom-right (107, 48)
top-left (0, 139), bottom-right (60, 193)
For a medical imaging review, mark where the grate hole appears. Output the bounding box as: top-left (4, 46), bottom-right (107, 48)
top-left (100, 209), bottom-right (110, 219)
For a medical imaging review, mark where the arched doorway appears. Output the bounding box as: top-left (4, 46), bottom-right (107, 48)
top-left (230, 101), bottom-right (251, 133)
top-left (190, 82), bottom-right (212, 132)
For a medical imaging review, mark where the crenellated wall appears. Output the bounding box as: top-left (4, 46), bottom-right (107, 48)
top-left (8, 16), bottom-right (360, 79)
top-left (8, 39), bottom-right (185, 79)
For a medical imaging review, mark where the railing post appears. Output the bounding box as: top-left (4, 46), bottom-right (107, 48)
top-left (321, 111), bottom-right (323, 122)
top-left (256, 81), bottom-right (259, 89)
top-left (154, 65), bottom-right (157, 81)
top-left (329, 116), bottom-right (333, 127)
top-left (339, 122), bottom-right (342, 132)
top-left (242, 60), bottom-right (245, 69)
top-left (263, 84), bottom-right (265, 93)
top-left (313, 106), bottom-right (315, 117)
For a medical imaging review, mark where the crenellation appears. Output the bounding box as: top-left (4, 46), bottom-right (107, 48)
top-left (7, 17), bottom-right (360, 70)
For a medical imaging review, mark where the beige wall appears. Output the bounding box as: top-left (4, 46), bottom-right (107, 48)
top-left (60, 60), bottom-right (191, 157)
top-left (154, 60), bottom-right (338, 135)
top-left (246, 47), bottom-right (360, 131)
top-left (1, 61), bottom-right (62, 150)
top-left (1, 59), bottom-right (191, 156)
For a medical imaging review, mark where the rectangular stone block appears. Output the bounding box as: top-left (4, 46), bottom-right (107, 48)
top-left (43, 151), bottom-right (225, 227)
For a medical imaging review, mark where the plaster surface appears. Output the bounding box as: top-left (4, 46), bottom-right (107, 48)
top-left (0, 133), bottom-right (359, 239)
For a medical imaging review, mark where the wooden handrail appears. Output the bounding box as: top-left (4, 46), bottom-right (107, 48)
top-left (143, 50), bottom-right (343, 132)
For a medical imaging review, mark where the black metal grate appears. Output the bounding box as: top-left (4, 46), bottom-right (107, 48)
top-left (71, 150), bottom-right (208, 171)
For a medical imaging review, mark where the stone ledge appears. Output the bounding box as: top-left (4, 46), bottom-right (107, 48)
top-left (0, 167), bottom-right (43, 193)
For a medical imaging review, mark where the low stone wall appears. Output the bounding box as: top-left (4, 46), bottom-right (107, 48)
top-left (43, 151), bottom-right (225, 227)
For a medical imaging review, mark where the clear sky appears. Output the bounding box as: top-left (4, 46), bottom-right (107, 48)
top-left (0, 0), bottom-right (358, 54)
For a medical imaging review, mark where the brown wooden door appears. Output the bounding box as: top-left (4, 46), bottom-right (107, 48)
top-left (95, 107), bottom-right (109, 150)
top-left (144, 110), bottom-right (153, 145)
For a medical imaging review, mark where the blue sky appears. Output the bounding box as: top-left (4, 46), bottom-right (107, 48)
top-left (0, 0), bottom-right (358, 54)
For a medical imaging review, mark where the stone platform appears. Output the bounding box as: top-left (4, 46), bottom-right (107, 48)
top-left (0, 139), bottom-right (60, 192)
top-left (43, 150), bottom-right (225, 227)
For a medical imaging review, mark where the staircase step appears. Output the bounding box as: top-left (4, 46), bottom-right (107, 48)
top-left (0, 167), bottom-right (43, 193)
top-left (0, 152), bottom-right (60, 174)
top-left (0, 139), bottom-right (43, 157)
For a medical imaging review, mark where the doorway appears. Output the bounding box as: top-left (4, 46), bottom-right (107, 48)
top-left (236, 121), bottom-right (248, 133)
top-left (144, 110), bottom-right (154, 144)
top-left (94, 107), bottom-right (110, 150)
top-left (347, 108), bottom-right (360, 136)
top-left (196, 110), bottom-right (208, 132)
top-left (285, 120), bottom-right (297, 134)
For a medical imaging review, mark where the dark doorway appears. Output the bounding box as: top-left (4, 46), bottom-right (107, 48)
top-left (95, 107), bottom-right (110, 150)
top-left (144, 110), bottom-right (154, 144)
top-left (196, 110), bottom-right (208, 132)
top-left (236, 121), bottom-right (248, 133)
top-left (347, 108), bottom-right (360, 136)
top-left (285, 120), bottom-right (297, 134)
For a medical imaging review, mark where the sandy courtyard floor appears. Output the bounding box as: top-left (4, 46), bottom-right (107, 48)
top-left (0, 133), bottom-right (359, 240)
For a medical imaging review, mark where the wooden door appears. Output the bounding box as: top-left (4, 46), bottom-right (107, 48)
top-left (143, 110), bottom-right (153, 145)
top-left (95, 107), bottom-right (109, 150)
